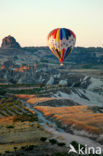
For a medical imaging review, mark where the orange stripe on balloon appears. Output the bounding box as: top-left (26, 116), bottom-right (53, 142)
top-left (51, 47), bottom-right (59, 59)
top-left (52, 48), bottom-right (60, 59)
top-left (56, 29), bottom-right (60, 43)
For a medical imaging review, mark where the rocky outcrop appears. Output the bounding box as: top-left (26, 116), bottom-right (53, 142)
top-left (59, 80), bottom-right (67, 85)
top-left (47, 77), bottom-right (54, 85)
top-left (1, 35), bottom-right (21, 48)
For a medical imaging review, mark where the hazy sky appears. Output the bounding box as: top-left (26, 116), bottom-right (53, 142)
top-left (0, 0), bottom-right (103, 47)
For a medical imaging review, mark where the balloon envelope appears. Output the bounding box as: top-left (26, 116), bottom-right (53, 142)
top-left (47, 28), bottom-right (76, 64)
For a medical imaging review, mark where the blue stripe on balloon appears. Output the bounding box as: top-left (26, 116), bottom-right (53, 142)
top-left (62, 28), bottom-right (66, 39)
top-left (64, 47), bottom-right (70, 58)
top-left (64, 28), bottom-right (68, 40)
top-left (64, 47), bottom-right (72, 59)
top-left (60, 28), bottom-right (63, 40)
top-left (68, 30), bottom-right (71, 37)
top-left (64, 29), bottom-right (71, 39)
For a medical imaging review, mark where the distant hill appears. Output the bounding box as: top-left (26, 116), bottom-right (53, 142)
top-left (0, 35), bottom-right (103, 66)
top-left (0, 46), bottom-right (103, 65)
top-left (22, 46), bottom-right (103, 65)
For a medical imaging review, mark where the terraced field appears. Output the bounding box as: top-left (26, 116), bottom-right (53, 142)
top-left (0, 96), bottom-right (52, 154)
top-left (0, 96), bottom-right (35, 118)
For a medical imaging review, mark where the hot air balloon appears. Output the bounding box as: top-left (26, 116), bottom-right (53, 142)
top-left (47, 28), bottom-right (76, 65)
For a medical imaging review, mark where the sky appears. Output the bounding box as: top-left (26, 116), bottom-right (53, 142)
top-left (0, 0), bottom-right (103, 47)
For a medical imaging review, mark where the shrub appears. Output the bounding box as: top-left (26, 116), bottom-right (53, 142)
top-left (57, 142), bottom-right (65, 147)
top-left (6, 125), bottom-right (14, 129)
top-left (14, 146), bottom-right (17, 151)
top-left (49, 139), bottom-right (57, 145)
top-left (0, 88), bottom-right (6, 95)
top-left (24, 145), bottom-right (34, 151)
top-left (21, 146), bottom-right (26, 150)
top-left (5, 151), bottom-right (10, 153)
top-left (40, 137), bottom-right (47, 142)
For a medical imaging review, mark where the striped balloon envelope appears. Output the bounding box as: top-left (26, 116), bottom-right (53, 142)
top-left (47, 28), bottom-right (76, 65)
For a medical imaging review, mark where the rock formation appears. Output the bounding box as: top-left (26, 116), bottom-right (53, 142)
top-left (1, 35), bottom-right (21, 48)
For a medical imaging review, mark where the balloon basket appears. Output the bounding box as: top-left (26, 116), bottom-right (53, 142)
top-left (60, 63), bottom-right (64, 66)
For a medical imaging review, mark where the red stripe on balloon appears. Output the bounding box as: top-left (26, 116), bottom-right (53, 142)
top-left (52, 28), bottom-right (59, 39)
top-left (62, 48), bottom-right (65, 60)
top-left (70, 30), bottom-right (75, 39)
top-left (59, 58), bottom-right (63, 63)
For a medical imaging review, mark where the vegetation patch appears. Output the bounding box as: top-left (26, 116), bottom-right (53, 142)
top-left (35, 105), bottom-right (103, 135)
top-left (13, 113), bottom-right (38, 122)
